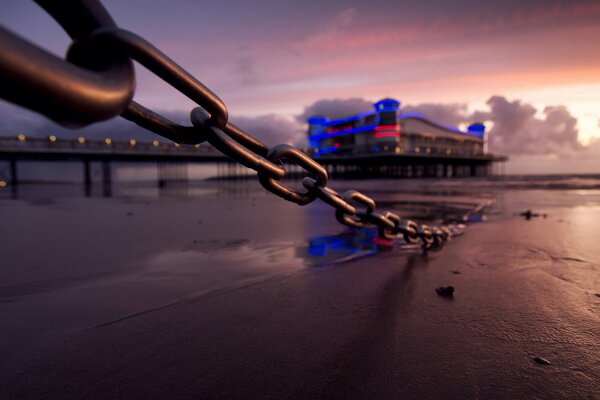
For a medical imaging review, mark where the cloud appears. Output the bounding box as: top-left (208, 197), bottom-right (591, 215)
top-left (231, 56), bottom-right (259, 86)
top-left (407, 96), bottom-right (586, 157)
top-left (481, 97), bottom-right (582, 156)
top-left (401, 103), bottom-right (469, 127)
top-left (297, 8), bottom-right (358, 51)
top-left (296, 98), bottom-right (374, 122)
top-left (232, 114), bottom-right (304, 147)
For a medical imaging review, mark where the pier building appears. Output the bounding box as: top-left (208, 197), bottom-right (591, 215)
top-left (306, 98), bottom-right (505, 178)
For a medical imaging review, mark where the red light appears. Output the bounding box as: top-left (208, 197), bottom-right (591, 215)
top-left (374, 124), bottom-right (399, 139)
top-left (334, 142), bottom-right (340, 147)
top-left (374, 124), bottom-right (398, 131)
top-left (374, 132), bottom-right (398, 139)
top-left (372, 237), bottom-right (393, 246)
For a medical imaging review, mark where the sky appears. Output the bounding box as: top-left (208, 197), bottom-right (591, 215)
top-left (1, 0), bottom-right (599, 174)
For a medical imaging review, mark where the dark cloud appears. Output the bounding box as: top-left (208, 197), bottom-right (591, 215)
top-left (407, 96), bottom-right (584, 156)
top-left (401, 103), bottom-right (469, 127)
top-left (296, 98), bottom-right (373, 123)
top-left (480, 97), bottom-right (582, 155)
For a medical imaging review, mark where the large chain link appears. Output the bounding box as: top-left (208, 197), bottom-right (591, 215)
top-left (0, 0), bottom-right (472, 249)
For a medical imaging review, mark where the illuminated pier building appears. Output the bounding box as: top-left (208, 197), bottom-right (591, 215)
top-left (306, 98), bottom-right (505, 178)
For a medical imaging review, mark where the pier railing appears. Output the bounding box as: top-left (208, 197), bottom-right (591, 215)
top-left (0, 135), bottom-right (220, 157)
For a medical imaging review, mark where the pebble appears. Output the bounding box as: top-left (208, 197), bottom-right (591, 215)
top-left (435, 286), bottom-right (455, 297)
top-left (532, 357), bottom-right (551, 365)
top-left (519, 210), bottom-right (547, 220)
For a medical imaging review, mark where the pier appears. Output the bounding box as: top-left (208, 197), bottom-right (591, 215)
top-left (316, 152), bottom-right (506, 179)
top-left (1, 135), bottom-right (505, 191)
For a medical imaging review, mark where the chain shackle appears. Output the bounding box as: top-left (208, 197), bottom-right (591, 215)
top-left (222, 122), bottom-right (271, 158)
top-left (302, 178), bottom-right (356, 215)
top-left (417, 224), bottom-right (435, 247)
top-left (0, 0), bottom-right (135, 127)
top-left (67, 27), bottom-right (228, 139)
top-left (258, 145), bottom-right (328, 206)
top-left (190, 108), bottom-right (285, 179)
top-left (358, 211), bottom-right (395, 232)
top-left (377, 212), bottom-right (402, 240)
top-left (123, 102), bottom-right (202, 145)
top-left (440, 226), bottom-right (453, 241)
top-left (397, 220), bottom-right (420, 244)
top-left (335, 190), bottom-right (376, 228)
top-left (431, 226), bottom-right (446, 247)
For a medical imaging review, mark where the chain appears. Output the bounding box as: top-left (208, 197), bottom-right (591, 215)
top-left (1, 0), bottom-right (472, 249)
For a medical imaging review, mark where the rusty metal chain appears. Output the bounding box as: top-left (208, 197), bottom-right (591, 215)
top-left (0, 0), bottom-right (471, 249)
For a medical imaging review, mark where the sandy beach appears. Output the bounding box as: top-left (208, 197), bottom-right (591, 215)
top-left (1, 177), bottom-right (599, 399)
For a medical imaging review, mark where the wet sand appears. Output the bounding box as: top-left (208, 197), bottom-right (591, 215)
top-left (1, 180), bottom-right (599, 399)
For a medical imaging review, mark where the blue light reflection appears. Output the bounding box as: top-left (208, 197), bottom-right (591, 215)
top-left (305, 228), bottom-right (418, 267)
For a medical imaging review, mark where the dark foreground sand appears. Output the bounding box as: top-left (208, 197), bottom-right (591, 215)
top-left (1, 180), bottom-right (599, 399)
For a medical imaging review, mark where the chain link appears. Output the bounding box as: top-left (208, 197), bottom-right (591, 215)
top-left (190, 108), bottom-right (285, 180)
top-left (0, 1), bottom-right (134, 127)
top-left (257, 144), bottom-right (328, 206)
top-left (0, 0), bottom-right (476, 249)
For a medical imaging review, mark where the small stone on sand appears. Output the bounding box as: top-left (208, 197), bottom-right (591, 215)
top-left (436, 286), bottom-right (455, 297)
top-left (532, 357), bottom-right (550, 365)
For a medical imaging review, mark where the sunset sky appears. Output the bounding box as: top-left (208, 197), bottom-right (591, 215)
top-left (1, 0), bottom-right (599, 173)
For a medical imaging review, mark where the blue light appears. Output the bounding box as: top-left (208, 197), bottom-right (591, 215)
top-left (466, 215), bottom-right (484, 222)
top-left (467, 123), bottom-right (486, 138)
top-left (307, 116), bottom-right (328, 125)
top-left (374, 99), bottom-right (400, 111)
top-left (307, 239), bottom-right (328, 256)
top-left (314, 145), bottom-right (340, 156)
top-left (377, 107), bottom-right (399, 113)
top-left (309, 124), bottom-right (378, 140)
top-left (398, 112), bottom-right (424, 119)
top-left (399, 113), bottom-right (476, 136)
top-left (324, 110), bottom-right (376, 126)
